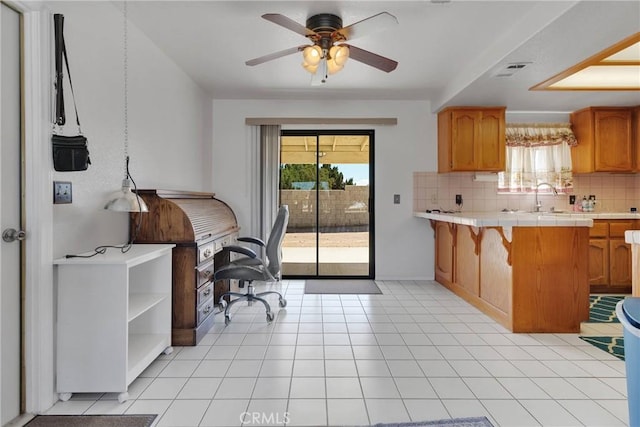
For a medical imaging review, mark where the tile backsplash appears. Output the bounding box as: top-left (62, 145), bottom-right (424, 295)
top-left (413, 172), bottom-right (640, 213)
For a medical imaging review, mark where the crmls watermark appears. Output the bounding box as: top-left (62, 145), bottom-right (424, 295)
top-left (240, 412), bottom-right (291, 425)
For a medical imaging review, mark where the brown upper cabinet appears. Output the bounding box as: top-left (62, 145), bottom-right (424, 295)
top-left (570, 107), bottom-right (634, 173)
top-left (438, 106), bottom-right (506, 172)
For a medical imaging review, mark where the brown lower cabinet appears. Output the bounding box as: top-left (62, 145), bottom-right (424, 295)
top-left (432, 221), bottom-right (590, 333)
top-left (434, 221), bottom-right (454, 285)
top-left (589, 219), bottom-right (636, 293)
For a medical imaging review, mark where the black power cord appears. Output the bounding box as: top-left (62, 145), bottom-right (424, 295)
top-left (65, 158), bottom-right (144, 259)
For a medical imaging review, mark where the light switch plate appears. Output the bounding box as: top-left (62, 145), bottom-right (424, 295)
top-left (53, 181), bottom-right (72, 204)
top-left (393, 194), bottom-right (400, 204)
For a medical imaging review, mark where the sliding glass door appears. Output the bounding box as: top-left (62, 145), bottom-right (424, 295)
top-left (279, 130), bottom-right (374, 278)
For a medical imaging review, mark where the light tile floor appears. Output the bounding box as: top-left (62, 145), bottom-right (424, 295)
top-left (43, 280), bottom-right (630, 427)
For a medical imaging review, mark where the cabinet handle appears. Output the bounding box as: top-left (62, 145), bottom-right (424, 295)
top-left (203, 249), bottom-right (212, 258)
top-left (202, 269), bottom-right (213, 279)
top-left (203, 305), bottom-right (211, 314)
top-left (203, 288), bottom-right (211, 297)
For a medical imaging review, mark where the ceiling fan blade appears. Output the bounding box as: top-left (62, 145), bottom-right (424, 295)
top-left (245, 45), bottom-right (307, 66)
top-left (335, 12), bottom-right (398, 41)
top-left (344, 44), bottom-right (398, 73)
top-left (262, 13), bottom-right (317, 37)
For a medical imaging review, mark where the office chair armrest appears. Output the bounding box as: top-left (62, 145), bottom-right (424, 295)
top-left (224, 245), bottom-right (257, 259)
top-left (237, 236), bottom-right (266, 247)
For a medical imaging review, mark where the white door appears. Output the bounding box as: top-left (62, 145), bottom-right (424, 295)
top-left (1, 3), bottom-right (24, 425)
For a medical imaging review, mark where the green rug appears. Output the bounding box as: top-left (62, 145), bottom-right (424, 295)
top-left (588, 295), bottom-right (624, 323)
top-left (579, 336), bottom-right (625, 360)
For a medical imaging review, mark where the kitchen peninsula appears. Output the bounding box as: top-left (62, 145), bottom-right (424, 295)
top-left (417, 211), bottom-right (594, 333)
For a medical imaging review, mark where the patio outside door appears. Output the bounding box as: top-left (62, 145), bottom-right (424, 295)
top-left (279, 130), bottom-right (374, 278)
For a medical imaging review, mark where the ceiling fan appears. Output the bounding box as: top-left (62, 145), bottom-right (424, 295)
top-left (246, 12), bottom-right (399, 83)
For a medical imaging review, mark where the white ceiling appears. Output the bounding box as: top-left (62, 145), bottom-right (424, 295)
top-left (122, 0), bottom-right (640, 112)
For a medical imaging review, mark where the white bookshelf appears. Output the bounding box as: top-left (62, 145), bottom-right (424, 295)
top-left (54, 244), bottom-right (175, 403)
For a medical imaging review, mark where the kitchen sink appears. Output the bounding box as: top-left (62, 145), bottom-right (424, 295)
top-left (539, 210), bottom-right (574, 215)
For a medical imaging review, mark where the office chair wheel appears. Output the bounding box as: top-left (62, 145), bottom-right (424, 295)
top-left (224, 315), bottom-right (231, 325)
top-left (266, 311), bottom-right (275, 322)
top-left (279, 298), bottom-right (287, 308)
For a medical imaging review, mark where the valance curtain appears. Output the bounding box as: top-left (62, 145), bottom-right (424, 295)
top-left (498, 123), bottom-right (577, 194)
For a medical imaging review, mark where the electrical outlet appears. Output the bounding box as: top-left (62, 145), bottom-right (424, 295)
top-left (53, 181), bottom-right (72, 204)
top-left (455, 194), bottom-right (463, 206)
top-left (393, 194), bottom-right (400, 204)
top-left (569, 195), bottom-right (576, 205)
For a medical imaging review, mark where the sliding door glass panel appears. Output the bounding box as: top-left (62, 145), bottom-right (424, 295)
top-left (280, 131), bottom-right (373, 278)
top-left (317, 135), bottom-right (370, 276)
top-left (280, 135), bottom-right (318, 276)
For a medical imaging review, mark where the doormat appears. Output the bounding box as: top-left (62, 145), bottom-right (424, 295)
top-left (24, 414), bottom-right (157, 427)
top-left (579, 336), bottom-right (625, 360)
top-left (304, 279), bottom-right (382, 294)
top-left (588, 295), bottom-right (625, 323)
top-left (371, 416), bottom-right (494, 427)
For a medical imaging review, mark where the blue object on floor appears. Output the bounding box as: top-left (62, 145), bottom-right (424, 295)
top-left (617, 298), bottom-right (640, 427)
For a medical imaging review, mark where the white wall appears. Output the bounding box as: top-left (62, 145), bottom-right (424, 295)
top-left (50, 1), bottom-right (211, 258)
top-left (211, 100), bottom-right (436, 280)
top-left (32, 1), bottom-right (211, 411)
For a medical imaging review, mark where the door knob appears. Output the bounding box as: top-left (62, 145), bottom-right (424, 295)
top-left (2, 228), bottom-right (26, 243)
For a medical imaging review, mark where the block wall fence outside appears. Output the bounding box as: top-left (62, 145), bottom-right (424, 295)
top-left (281, 186), bottom-right (369, 229)
top-left (413, 172), bottom-right (640, 213)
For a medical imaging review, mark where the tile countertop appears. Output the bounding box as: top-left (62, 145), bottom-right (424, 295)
top-left (414, 210), bottom-right (640, 228)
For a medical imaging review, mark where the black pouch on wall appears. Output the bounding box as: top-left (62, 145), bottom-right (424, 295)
top-left (52, 134), bottom-right (91, 172)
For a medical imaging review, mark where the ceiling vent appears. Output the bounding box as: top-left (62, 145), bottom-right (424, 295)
top-left (493, 62), bottom-right (531, 77)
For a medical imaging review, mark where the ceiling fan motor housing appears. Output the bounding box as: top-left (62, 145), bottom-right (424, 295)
top-left (306, 13), bottom-right (344, 50)
top-left (306, 13), bottom-right (342, 34)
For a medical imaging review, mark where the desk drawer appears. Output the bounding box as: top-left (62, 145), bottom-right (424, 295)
top-left (197, 281), bottom-right (214, 307)
top-left (198, 243), bottom-right (215, 264)
top-left (214, 234), bottom-right (235, 253)
top-left (197, 297), bottom-right (215, 325)
top-left (196, 259), bottom-right (214, 288)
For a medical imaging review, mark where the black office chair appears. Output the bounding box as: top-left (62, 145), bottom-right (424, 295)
top-left (214, 205), bottom-right (289, 325)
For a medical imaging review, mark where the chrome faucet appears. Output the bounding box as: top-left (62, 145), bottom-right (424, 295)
top-left (534, 182), bottom-right (558, 212)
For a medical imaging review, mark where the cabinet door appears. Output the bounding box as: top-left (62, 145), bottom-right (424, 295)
top-left (594, 109), bottom-right (632, 171)
top-left (610, 239), bottom-right (632, 286)
top-left (476, 109), bottom-right (505, 171)
top-left (450, 110), bottom-right (478, 171)
top-left (435, 222), bottom-right (455, 285)
top-left (588, 239), bottom-right (609, 286)
top-left (455, 225), bottom-right (479, 296)
top-left (479, 227), bottom-right (511, 315)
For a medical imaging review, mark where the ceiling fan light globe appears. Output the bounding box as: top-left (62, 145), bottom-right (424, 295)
top-left (302, 45), bottom-right (322, 66)
top-left (302, 62), bottom-right (318, 74)
top-left (330, 45), bottom-right (349, 66)
top-left (327, 58), bottom-right (343, 75)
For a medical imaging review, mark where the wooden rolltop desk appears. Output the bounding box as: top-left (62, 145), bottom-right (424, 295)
top-left (130, 189), bottom-right (239, 346)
